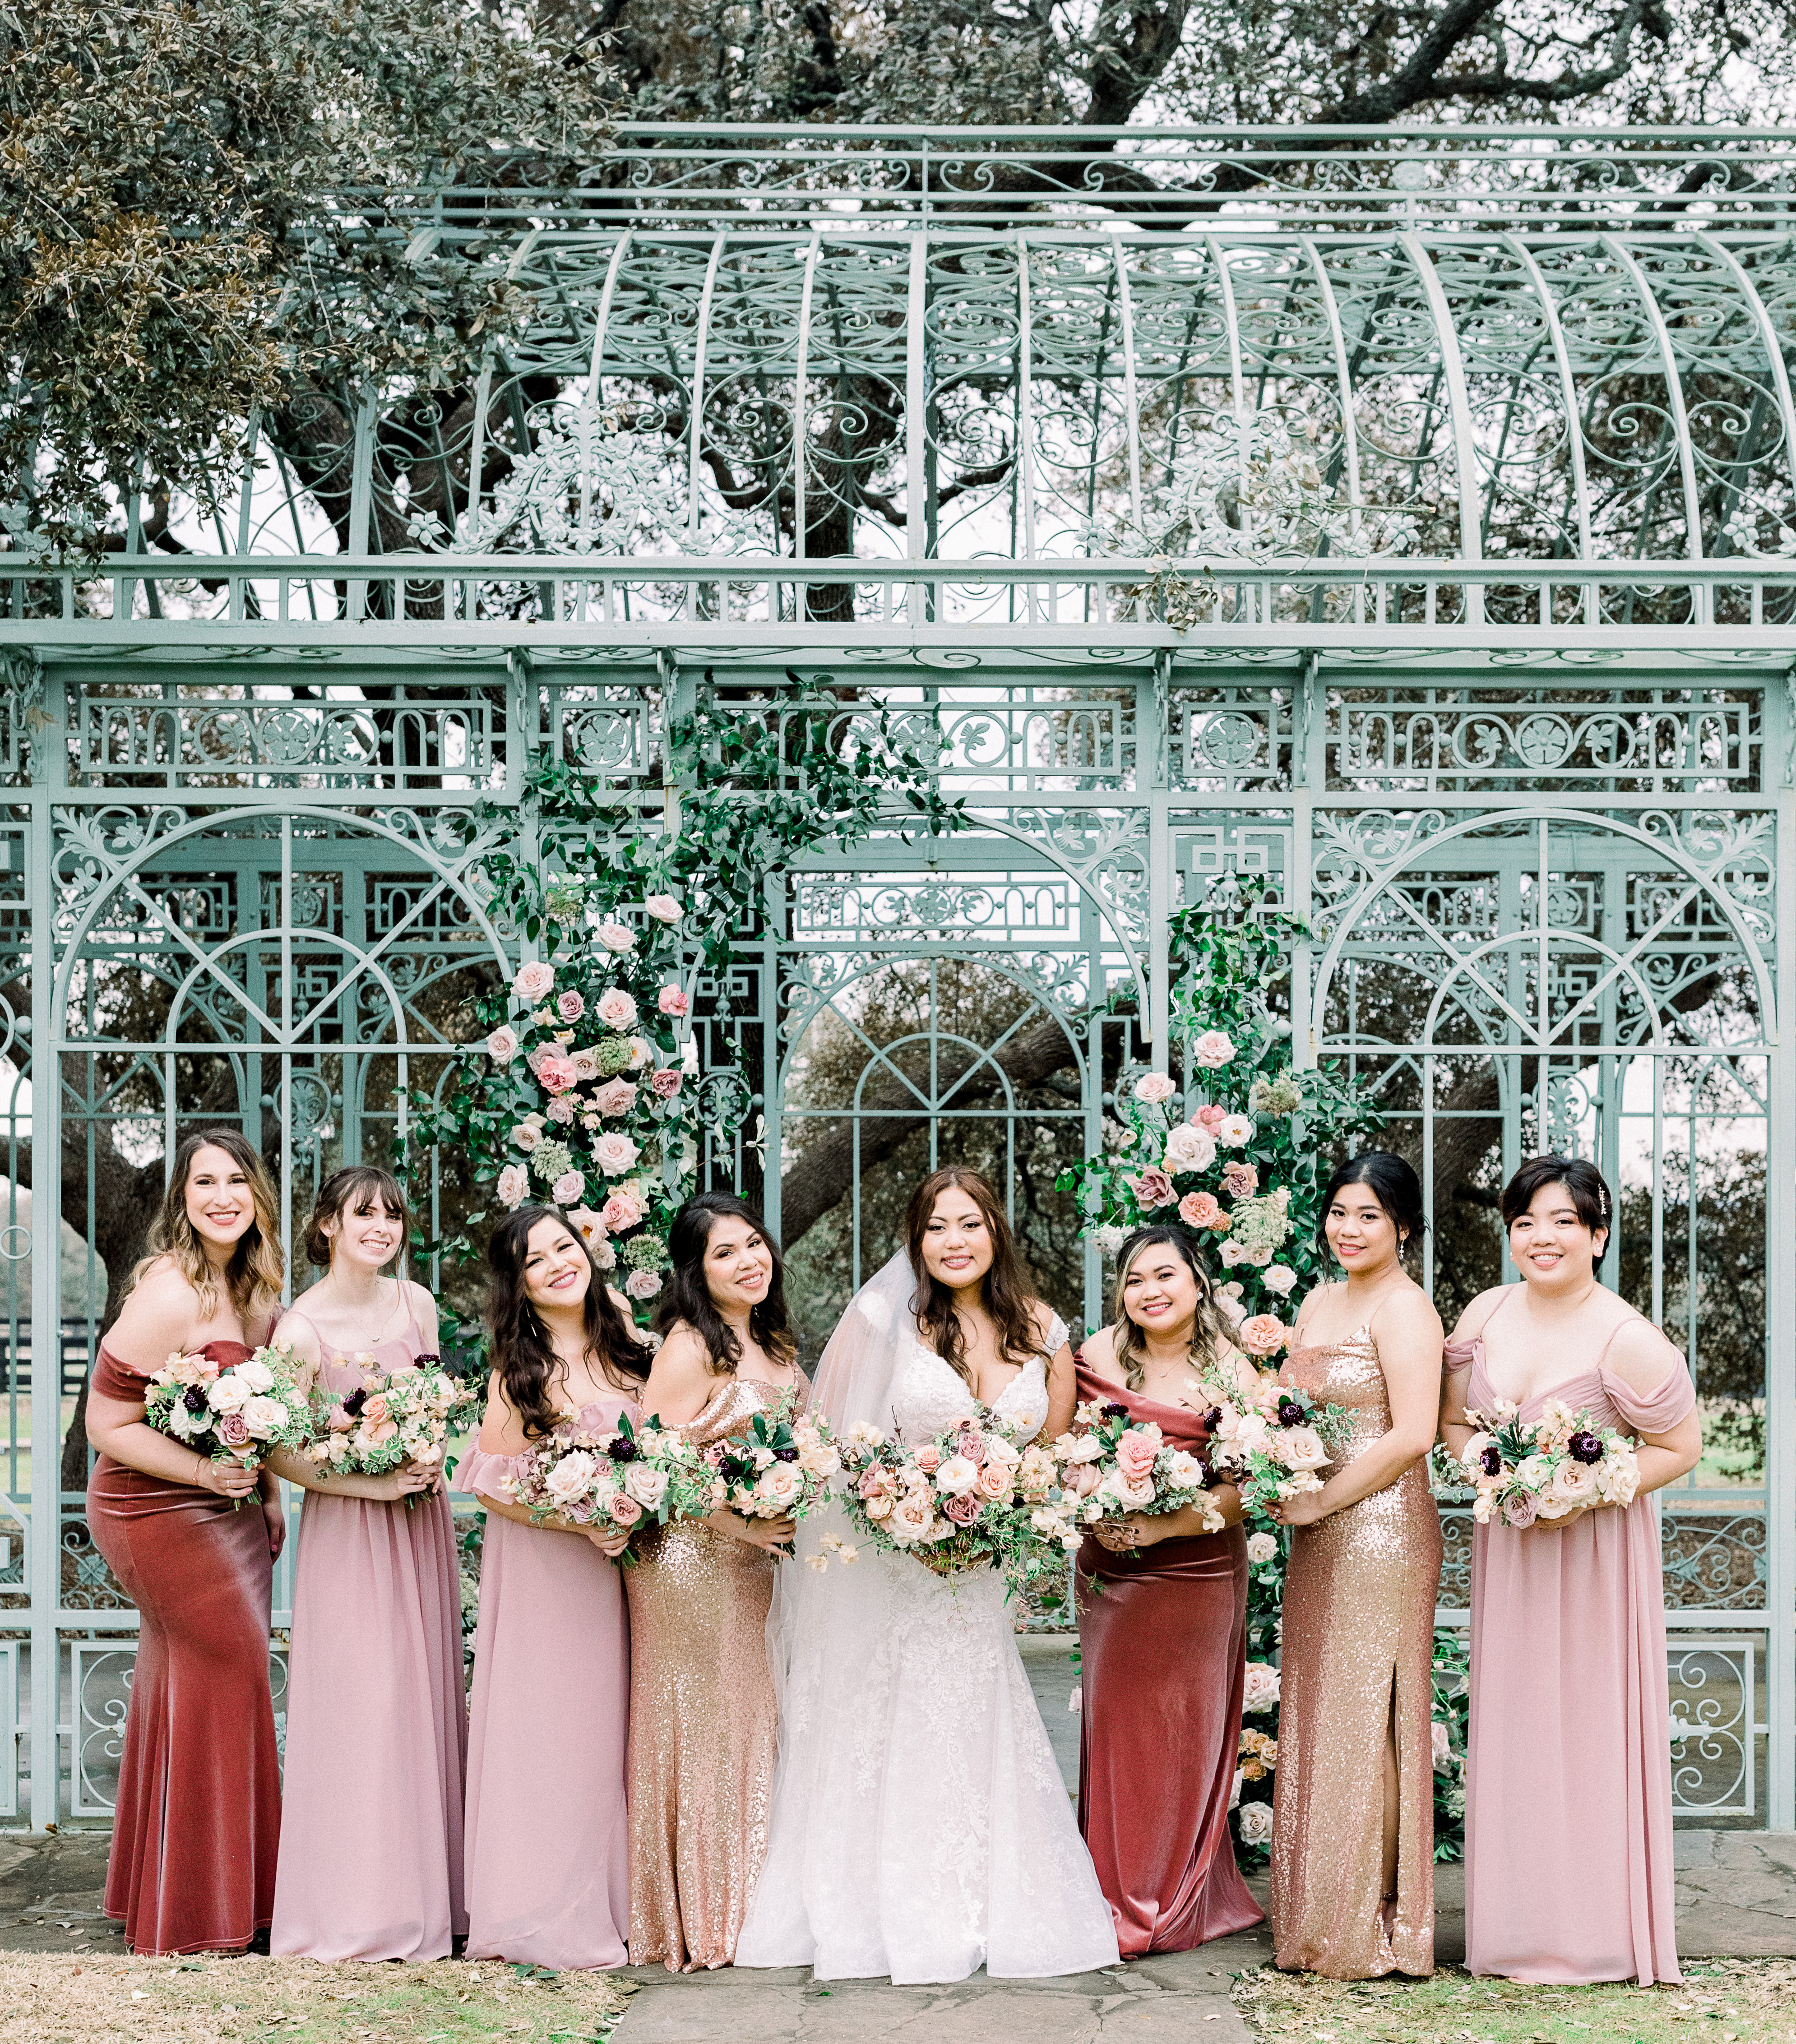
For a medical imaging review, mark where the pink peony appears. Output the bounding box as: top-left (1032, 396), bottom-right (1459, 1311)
top-left (486, 1024), bottom-right (519, 1062)
top-left (1132, 1071), bottom-right (1177, 1104)
top-left (552, 1170), bottom-right (587, 1206)
top-left (1195, 1104), bottom-right (1227, 1130)
top-left (595, 988), bottom-right (638, 1029)
top-left (643, 894), bottom-right (682, 923)
top-left (943, 1491), bottom-right (981, 1525)
top-left (496, 1163), bottom-right (529, 1210)
top-left (607, 1491), bottom-right (643, 1527)
top-left (1221, 1161), bottom-right (1259, 1199)
top-left (624, 1268), bottom-right (663, 1300)
top-left (593, 1132), bottom-right (640, 1176)
top-left (1180, 1191), bottom-right (1223, 1230)
top-left (601, 1187), bottom-right (645, 1232)
top-left (537, 1054), bottom-right (579, 1096)
top-left (593, 1078), bottom-right (638, 1116)
top-left (650, 1067), bottom-right (682, 1099)
top-left (1237, 1314), bottom-right (1289, 1358)
top-left (514, 961), bottom-right (555, 1001)
top-left (1131, 1168), bottom-right (1176, 1211)
top-left (218, 1413), bottom-right (250, 1449)
top-left (657, 984), bottom-right (690, 1018)
top-left (556, 990), bottom-right (586, 1022)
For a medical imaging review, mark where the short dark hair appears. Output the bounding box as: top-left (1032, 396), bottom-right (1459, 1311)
top-left (1500, 1155), bottom-right (1613, 1268)
top-left (1316, 1152), bottom-right (1426, 1261)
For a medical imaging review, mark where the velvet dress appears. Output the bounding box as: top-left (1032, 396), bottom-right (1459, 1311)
top-left (1073, 1361), bottom-right (1264, 1955)
top-left (86, 1336), bottom-right (282, 1956)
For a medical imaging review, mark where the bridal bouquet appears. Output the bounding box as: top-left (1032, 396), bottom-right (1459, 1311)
top-left (836, 1409), bottom-right (1082, 1590)
top-left (501, 1411), bottom-right (709, 1559)
top-left (1197, 1366), bottom-right (1355, 1528)
top-left (144, 1343), bottom-right (311, 1481)
top-left (302, 1355), bottom-right (486, 1484)
top-left (1461, 1397), bottom-right (1641, 1527)
top-left (703, 1399), bottom-right (840, 1525)
top-left (1051, 1398), bottom-right (1225, 1546)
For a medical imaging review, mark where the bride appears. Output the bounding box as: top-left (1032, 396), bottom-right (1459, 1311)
top-left (736, 1165), bottom-right (1120, 1984)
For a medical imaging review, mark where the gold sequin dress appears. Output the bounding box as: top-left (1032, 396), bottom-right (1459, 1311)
top-left (1270, 1329), bottom-right (1442, 1979)
top-left (625, 1374), bottom-right (798, 1971)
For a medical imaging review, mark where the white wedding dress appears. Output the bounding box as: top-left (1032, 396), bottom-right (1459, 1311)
top-left (735, 1259), bottom-right (1120, 1984)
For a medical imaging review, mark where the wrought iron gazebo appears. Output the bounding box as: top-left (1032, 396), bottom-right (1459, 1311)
top-left (0, 125), bottom-right (1787, 1831)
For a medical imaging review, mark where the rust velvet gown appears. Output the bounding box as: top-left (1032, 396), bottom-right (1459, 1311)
top-left (86, 1338), bottom-right (281, 1956)
top-left (1073, 1361), bottom-right (1263, 1955)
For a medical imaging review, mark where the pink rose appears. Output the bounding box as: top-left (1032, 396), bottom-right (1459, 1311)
top-left (514, 961), bottom-right (555, 1001)
top-left (1115, 1427), bottom-right (1161, 1481)
top-left (597, 922), bottom-right (637, 953)
top-left (1222, 1161), bottom-right (1259, 1198)
top-left (496, 1163), bottom-right (529, 1210)
top-left (1195, 1104), bottom-right (1227, 1130)
top-left (361, 1393), bottom-right (389, 1423)
top-left (625, 1268), bottom-right (662, 1300)
top-left (955, 1429), bottom-right (986, 1466)
top-left (914, 1444), bottom-right (942, 1474)
top-left (643, 893), bottom-right (682, 923)
top-left (607, 1492), bottom-right (643, 1527)
top-left (568, 1047), bottom-right (601, 1083)
top-left (537, 1054), bottom-right (578, 1096)
top-left (1069, 1461), bottom-right (1102, 1498)
top-left (650, 1067), bottom-right (682, 1099)
top-left (1132, 1072), bottom-right (1177, 1104)
top-left (601, 1188), bottom-right (644, 1232)
top-left (512, 1122), bottom-right (542, 1152)
top-left (943, 1491), bottom-right (981, 1525)
top-left (567, 1207), bottom-right (607, 1246)
top-left (593, 1077), bottom-right (638, 1116)
top-left (552, 1170), bottom-right (586, 1206)
top-left (1502, 1492), bottom-right (1537, 1530)
top-left (1237, 1314), bottom-right (1289, 1358)
top-left (974, 1461), bottom-right (1011, 1501)
top-left (593, 1132), bottom-right (640, 1176)
top-left (595, 988), bottom-right (638, 1028)
top-left (327, 1406), bottom-right (354, 1433)
top-left (1132, 1168), bottom-right (1176, 1211)
top-left (657, 985), bottom-right (690, 1017)
top-left (556, 990), bottom-right (585, 1022)
top-left (1179, 1191), bottom-right (1223, 1230)
top-left (217, 1413), bottom-right (250, 1449)
top-left (546, 1095), bottom-right (577, 1124)
top-left (486, 1025), bottom-right (519, 1062)
top-left (858, 1467), bottom-right (894, 1500)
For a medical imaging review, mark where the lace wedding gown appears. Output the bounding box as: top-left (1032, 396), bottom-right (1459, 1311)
top-left (735, 1312), bottom-right (1120, 1984)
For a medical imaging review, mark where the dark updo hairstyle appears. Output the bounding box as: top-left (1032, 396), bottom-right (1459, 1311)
top-left (1499, 1154), bottom-right (1613, 1269)
top-left (1110, 1224), bottom-right (1222, 1392)
top-left (656, 1193), bottom-right (797, 1377)
top-left (1316, 1151), bottom-right (1426, 1263)
top-left (303, 1165), bottom-right (409, 1269)
top-left (486, 1204), bottom-right (649, 1439)
top-left (904, 1164), bottom-right (1043, 1389)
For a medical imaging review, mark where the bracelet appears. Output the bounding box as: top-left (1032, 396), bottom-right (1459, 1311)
top-left (192, 1451), bottom-right (205, 1487)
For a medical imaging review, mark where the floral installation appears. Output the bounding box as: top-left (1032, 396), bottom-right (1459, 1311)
top-left (1051, 1397), bottom-right (1224, 1550)
top-left (702, 1397), bottom-right (841, 1527)
top-left (496, 1410), bottom-right (711, 1564)
top-left (1196, 1365), bottom-right (1356, 1532)
top-left (835, 1409), bottom-right (1082, 1594)
top-left (301, 1354), bottom-right (485, 1486)
top-left (143, 1343), bottom-right (312, 1489)
top-left (1459, 1397), bottom-right (1642, 1528)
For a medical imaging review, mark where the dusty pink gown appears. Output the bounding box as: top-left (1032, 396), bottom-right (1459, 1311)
top-left (457, 1397), bottom-right (634, 1969)
top-left (270, 1299), bottom-right (468, 1961)
top-left (1448, 1294), bottom-right (1695, 1986)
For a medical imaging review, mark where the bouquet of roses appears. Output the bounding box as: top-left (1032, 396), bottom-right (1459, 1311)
top-left (144, 1343), bottom-right (311, 1487)
top-left (1460, 1396), bottom-right (1641, 1528)
top-left (303, 1354), bottom-right (486, 1487)
top-left (1051, 1398), bottom-right (1225, 1548)
top-left (1197, 1365), bottom-right (1355, 1529)
top-left (500, 1410), bottom-right (711, 1561)
top-left (703, 1398), bottom-right (840, 1526)
top-left (836, 1408), bottom-right (1082, 1591)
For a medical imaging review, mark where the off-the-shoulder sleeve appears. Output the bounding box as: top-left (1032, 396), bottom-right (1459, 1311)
top-left (1602, 1352), bottom-right (1698, 1434)
top-left (454, 1439), bottom-right (522, 1500)
top-left (1442, 1341), bottom-right (1477, 1373)
top-left (92, 1344), bottom-right (146, 1402)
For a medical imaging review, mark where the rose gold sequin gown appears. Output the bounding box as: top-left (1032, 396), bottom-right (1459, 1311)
top-left (1271, 1329), bottom-right (1442, 1979)
top-left (625, 1374), bottom-right (800, 1971)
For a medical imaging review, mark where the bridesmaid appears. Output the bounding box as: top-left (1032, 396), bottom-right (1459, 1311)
top-left (458, 1205), bottom-right (649, 1968)
top-left (1441, 1154), bottom-right (1699, 1986)
top-left (85, 1128), bottom-right (286, 1955)
top-left (626, 1193), bottom-right (804, 1972)
top-left (1075, 1224), bottom-right (1264, 1953)
top-left (1269, 1152), bottom-right (1443, 1979)
top-left (266, 1167), bottom-right (466, 1961)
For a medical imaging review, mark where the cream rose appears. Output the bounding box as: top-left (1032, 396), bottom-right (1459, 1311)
top-left (625, 1464), bottom-right (670, 1511)
top-left (887, 1490), bottom-right (936, 1542)
top-left (934, 1454), bottom-right (979, 1498)
top-left (546, 1451), bottom-right (599, 1505)
top-left (513, 961), bottom-right (555, 1001)
top-left (206, 1373), bottom-right (250, 1414)
top-left (236, 1359), bottom-right (274, 1395)
top-left (593, 1132), bottom-right (640, 1177)
top-left (239, 1395), bottom-right (288, 1440)
top-left (1132, 1071), bottom-right (1177, 1104)
top-left (756, 1464), bottom-right (805, 1511)
top-left (1277, 1424), bottom-right (1329, 1473)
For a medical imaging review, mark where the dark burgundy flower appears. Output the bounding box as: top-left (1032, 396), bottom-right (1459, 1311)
top-left (1276, 1398), bottom-right (1306, 1429)
top-left (1102, 1401), bottom-right (1129, 1420)
top-left (416, 1353), bottom-right (441, 1369)
top-left (183, 1387), bottom-right (208, 1413)
top-left (1202, 1406), bottom-right (1225, 1434)
top-left (341, 1387), bottom-right (367, 1418)
top-left (1479, 1443), bottom-right (1502, 1477)
top-left (1567, 1431), bottom-right (1603, 1466)
top-left (773, 1445), bottom-right (800, 1463)
top-left (607, 1437), bottom-right (639, 1463)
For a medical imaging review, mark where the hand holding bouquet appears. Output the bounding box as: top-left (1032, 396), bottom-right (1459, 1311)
top-left (703, 1401), bottom-right (839, 1539)
top-left (501, 1411), bottom-right (709, 1562)
top-left (144, 1344), bottom-right (311, 1500)
top-left (1460, 1397), bottom-right (1640, 1529)
top-left (303, 1354), bottom-right (485, 1499)
top-left (837, 1409), bottom-right (1080, 1592)
top-left (1198, 1365), bottom-right (1354, 1529)
top-left (1051, 1398), bottom-right (1224, 1550)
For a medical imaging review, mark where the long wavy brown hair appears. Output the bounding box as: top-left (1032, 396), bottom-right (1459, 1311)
top-left (656, 1193), bottom-right (798, 1377)
top-left (904, 1165), bottom-right (1041, 1389)
top-left (486, 1206), bottom-right (649, 1440)
top-left (132, 1128), bottom-right (285, 1331)
top-left (1110, 1225), bottom-right (1222, 1392)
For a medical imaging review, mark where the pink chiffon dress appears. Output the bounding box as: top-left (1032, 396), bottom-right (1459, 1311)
top-left (270, 1296), bottom-right (469, 1961)
top-left (457, 1397), bottom-right (634, 1969)
top-left (1447, 1293), bottom-right (1696, 1987)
